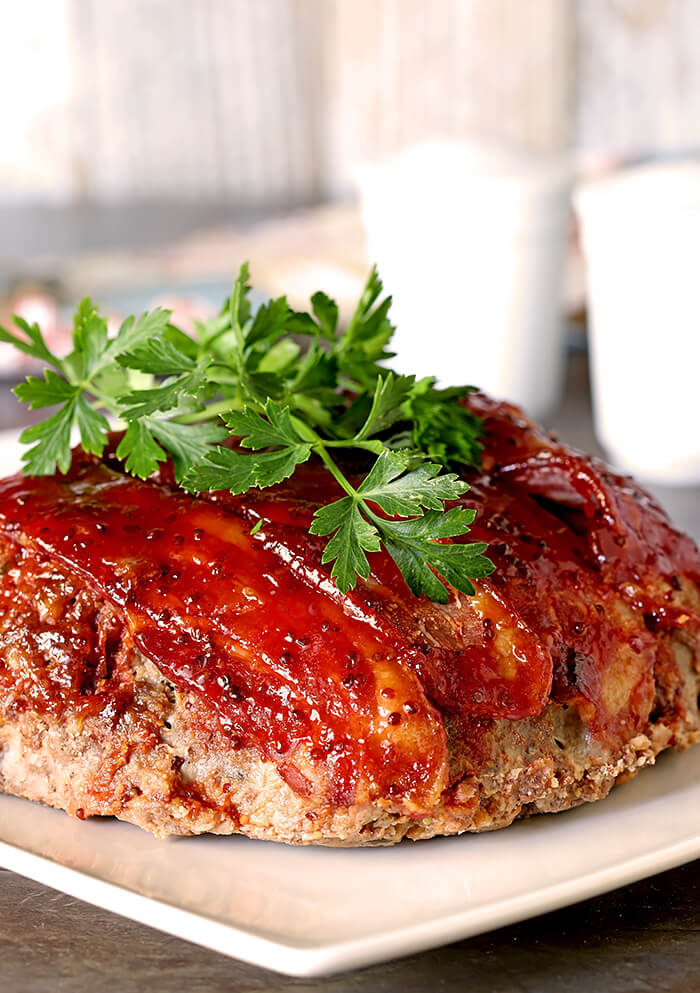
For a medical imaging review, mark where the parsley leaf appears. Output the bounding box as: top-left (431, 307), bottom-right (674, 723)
top-left (224, 400), bottom-right (307, 450)
top-left (184, 401), bottom-right (313, 493)
top-left (96, 309), bottom-right (172, 375)
top-left (310, 497), bottom-right (381, 591)
top-left (307, 451), bottom-right (481, 595)
top-left (15, 370), bottom-right (110, 467)
top-left (117, 338), bottom-right (196, 376)
top-left (0, 315), bottom-right (60, 366)
top-left (183, 442), bottom-right (312, 494)
top-left (119, 365), bottom-right (208, 419)
top-left (246, 295), bottom-right (290, 348)
top-left (354, 372), bottom-right (416, 440)
top-left (116, 421), bottom-right (168, 478)
top-left (74, 395), bottom-right (110, 456)
top-left (19, 402), bottom-right (77, 475)
top-left (14, 370), bottom-right (76, 409)
top-left (68, 300), bottom-right (108, 378)
top-left (147, 418), bottom-right (228, 481)
top-left (378, 509), bottom-right (493, 602)
top-left (181, 447), bottom-right (258, 493)
top-left (404, 379), bottom-right (483, 468)
top-left (336, 266), bottom-right (396, 388)
top-left (310, 291), bottom-right (339, 339)
top-left (358, 450), bottom-right (468, 516)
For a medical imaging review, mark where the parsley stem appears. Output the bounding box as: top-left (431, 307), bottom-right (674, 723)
top-left (314, 444), bottom-right (358, 500)
top-left (83, 383), bottom-right (122, 419)
top-left (289, 416), bottom-right (359, 501)
top-left (322, 440), bottom-right (383, 452)
top-left (175, 398), bottom-right (242, 424)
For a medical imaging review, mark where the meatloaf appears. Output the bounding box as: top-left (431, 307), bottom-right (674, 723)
top-left (0, 394), bottom-right (698, 844)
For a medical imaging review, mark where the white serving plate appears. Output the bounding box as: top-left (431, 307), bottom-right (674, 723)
top-left (0, 429), bottom-right (699, 978)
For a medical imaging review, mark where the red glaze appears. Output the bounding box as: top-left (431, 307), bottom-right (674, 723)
top-left (465, 394), bottom-right (700, 740)
top-left (0, 395), bottom-right (697, 806)
top-left (227, 494), bottom-right (555, 721)
top-left (0, 457), bottom-right (452, 810)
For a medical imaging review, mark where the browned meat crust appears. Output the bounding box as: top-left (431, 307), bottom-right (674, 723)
top-left (0, 545), bottom-right (698, 844)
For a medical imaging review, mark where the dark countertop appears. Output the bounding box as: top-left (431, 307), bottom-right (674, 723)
top-left (3, 858), bottom-right (700, 993)
top-left (1, 353), bottom-right (699, 992)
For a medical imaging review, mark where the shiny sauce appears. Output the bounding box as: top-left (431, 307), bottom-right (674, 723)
top-left (0, 457), bottom-right (449, 809)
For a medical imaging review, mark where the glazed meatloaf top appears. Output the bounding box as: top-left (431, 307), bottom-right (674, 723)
top-left (0, 394), bottom-right (698, 821)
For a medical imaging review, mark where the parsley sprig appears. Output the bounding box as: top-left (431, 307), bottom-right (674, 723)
top-left (3, 265), bottom-right (493, 602)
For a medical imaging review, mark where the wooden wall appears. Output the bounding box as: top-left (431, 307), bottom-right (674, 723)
top-left (1, 0), bottom-right (699, 206)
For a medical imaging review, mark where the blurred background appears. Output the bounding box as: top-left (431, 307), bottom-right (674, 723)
top-left (1, 0), bottom-right (699, 498)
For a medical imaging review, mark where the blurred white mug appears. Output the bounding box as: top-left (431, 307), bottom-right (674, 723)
top-left (356, 141), bottom-right (572, 420)
top-left (576, 161), bottom-right (700, 484)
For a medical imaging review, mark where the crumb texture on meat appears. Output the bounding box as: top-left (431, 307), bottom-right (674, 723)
top-left (0, 395), bottom-right (699, 844)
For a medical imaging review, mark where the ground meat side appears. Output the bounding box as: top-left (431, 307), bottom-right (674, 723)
top-left (0, 547), bottom-right (698, 844)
